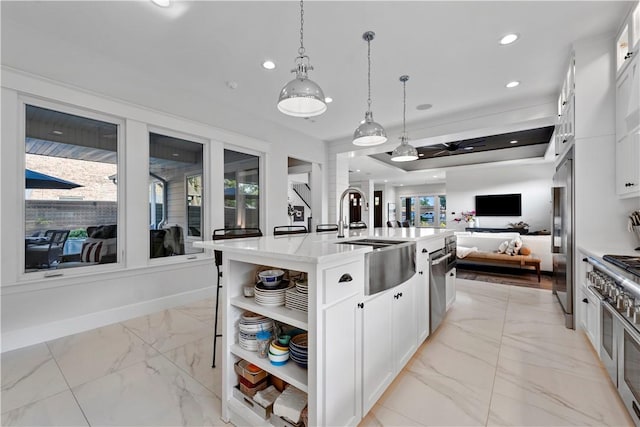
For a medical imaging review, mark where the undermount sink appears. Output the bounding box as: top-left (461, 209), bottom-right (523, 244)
top-left (337, 239), bottom-right (416, 295)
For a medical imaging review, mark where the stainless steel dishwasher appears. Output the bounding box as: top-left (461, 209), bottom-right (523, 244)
top-left (430, 248), bottom-right (451, 333)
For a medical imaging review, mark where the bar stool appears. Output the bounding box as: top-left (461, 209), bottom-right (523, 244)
top-left (273, 225), bottom-right (308, 235)
top-left (211, 227), bottom-right (262, 367)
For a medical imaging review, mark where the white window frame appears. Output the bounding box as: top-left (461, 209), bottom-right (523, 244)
top-left (222, 144), bottom-right (265, 234)
top-left (147, 126), bottom-right (209, 264)
top-left (18, 95), bottom-right (126, 281)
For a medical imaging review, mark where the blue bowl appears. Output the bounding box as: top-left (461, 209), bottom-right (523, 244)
top-left (270, 359), bottom-right (288, 366)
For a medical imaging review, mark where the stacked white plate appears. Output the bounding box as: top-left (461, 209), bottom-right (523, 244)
top-left (254, 281), bottom-right (292, 307)
top-left (294, 279), bottom-right (308, 294)
top-left (238, 312), bottom-right (273, 351)
top-left (285, 287), bottom-right (308, 313)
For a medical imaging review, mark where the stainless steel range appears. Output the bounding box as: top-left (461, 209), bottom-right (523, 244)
top-left (586, 256), bottom-right (640, 426)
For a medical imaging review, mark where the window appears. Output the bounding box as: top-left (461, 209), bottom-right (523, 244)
top-left (400, 194), bottom-right (446, 227)
top-left (224, 149), bottom-right (260, 229)
top-left (24, 104), bottom-right (119, 272)
top-left (149, 132), bottom-right (204, 258)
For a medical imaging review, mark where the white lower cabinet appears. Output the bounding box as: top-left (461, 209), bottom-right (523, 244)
top-left (583, 286), bottom-right (601, 355)
top-left (322, 293), bottom-right (362, 426)
top-left (361, 277), bottom-right (417, 414)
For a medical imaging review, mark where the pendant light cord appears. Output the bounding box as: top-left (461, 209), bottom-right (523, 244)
top-left (367, 38), bottom-right (372, 111)
top-left (298, 0), bottom-right (305, 56)
top-left (402, 79), bottom-right (407, 139)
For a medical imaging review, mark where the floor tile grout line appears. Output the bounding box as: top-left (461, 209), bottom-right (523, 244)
top-left (45, 341), bottom-right (93, 427)
top-left (483, 285), bottom-right (511, 427)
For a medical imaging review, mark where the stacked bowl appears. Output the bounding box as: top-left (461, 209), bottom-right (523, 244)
top-left (289, 333), bottom-right (308, 368)
top-left (268, 340), bottom-right (290, 366)
top-left (238, 312), bottom-right (273, 352)
top-left (258, 269), bottom-right (285, 287)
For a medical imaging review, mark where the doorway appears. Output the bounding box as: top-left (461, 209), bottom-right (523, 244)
top-left (349, 192), bottom-right (362, 223)
top-left (374, 190), bottom-right (383, 228)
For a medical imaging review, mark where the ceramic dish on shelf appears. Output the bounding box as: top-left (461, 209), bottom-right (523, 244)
top-left (258, 270), bottom-right (285, 287)
top-left (268, 351), bottom-right (289, 364)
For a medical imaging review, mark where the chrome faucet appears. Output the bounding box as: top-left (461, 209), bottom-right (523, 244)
top-left (337, 187), bottom-right (367, 238)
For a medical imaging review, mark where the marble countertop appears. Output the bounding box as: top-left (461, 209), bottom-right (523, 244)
top-left (194, 227), bottom-right (454, 264)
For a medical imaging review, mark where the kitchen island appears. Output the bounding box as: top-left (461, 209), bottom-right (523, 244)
top-left (195, 227), bottom-right (454, 426)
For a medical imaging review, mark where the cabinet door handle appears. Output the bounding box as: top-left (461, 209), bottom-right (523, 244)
top-left (393, 293), bottom-right (399, 299)
top-left (398, 292), bottom-right (403, 298)
top-left (450, 272), bottom-right (454, 276)
top-left (422, 248), bottom-right (428, 253)
top-left (582, 298), bottom-right (588, 304)
top-left (339, 273), bottom-right (353, 283)
top-left (419, 271), bottom-right (424, 275)
top-left (357, 302), bottom-right (364, 309)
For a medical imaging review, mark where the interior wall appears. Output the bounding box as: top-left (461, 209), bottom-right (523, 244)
top-left (446, 162), bottom-right (554, 232)
top-left (1, 69), bottom-right (327, 352)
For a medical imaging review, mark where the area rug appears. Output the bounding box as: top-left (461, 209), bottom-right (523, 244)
top-left (456, 264), bottom-right (553, 290)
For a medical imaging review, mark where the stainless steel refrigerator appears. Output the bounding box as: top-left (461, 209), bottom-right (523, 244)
top-left (552, 147), bottom-right (574, 329)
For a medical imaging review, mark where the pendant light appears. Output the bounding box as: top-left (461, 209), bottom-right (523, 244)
top-left (353, 31), bottom-right (387, 146)
top-left (277, 0), bottom-right (327, 117)
top-left (391, 75), bottom-right (418, 162)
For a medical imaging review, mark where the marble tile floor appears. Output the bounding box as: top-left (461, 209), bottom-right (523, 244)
top-left (1, 280), bottom-right (634, 426)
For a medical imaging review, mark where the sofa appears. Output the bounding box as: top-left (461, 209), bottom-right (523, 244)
top-left (455, 232), bottom-right (552, 281)
top-left (58, 225), bottom-right (117, 268)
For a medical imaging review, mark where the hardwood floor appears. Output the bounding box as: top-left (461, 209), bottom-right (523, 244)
top-left (456, 264), bottom-right (553, 290)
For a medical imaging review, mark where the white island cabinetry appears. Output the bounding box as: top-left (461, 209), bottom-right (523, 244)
top-left (196, 227), bottom-right (454, 426)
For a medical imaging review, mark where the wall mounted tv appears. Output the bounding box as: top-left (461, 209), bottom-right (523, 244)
top-left (475, 193), bottom-right (522, 216)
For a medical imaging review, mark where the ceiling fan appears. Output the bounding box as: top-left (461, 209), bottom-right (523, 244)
top-left (422, 139), bottom-right (486, 157)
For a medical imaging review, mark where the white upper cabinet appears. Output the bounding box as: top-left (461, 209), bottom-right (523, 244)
top-left (617, 3), bottom-right (640, 75)
top-left (615, 3), bottom-right (640, 198)
top-left (555, 54), bottom-right (575, 158)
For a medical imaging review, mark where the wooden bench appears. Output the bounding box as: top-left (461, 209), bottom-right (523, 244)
top-left (458, 251), bottom-right (542, 282)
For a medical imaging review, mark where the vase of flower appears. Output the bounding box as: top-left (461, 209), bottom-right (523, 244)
top-left (468, 219), bottom-right (476, 228)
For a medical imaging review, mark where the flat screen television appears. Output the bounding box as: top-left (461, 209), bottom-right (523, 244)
top-left (475, 193), bottom-right (521, 216)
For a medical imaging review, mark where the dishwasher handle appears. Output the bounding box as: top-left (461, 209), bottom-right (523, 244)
top-left (431, 253), bottom-right (451, 266)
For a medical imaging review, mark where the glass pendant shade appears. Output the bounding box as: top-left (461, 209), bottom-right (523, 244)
top-left (277, 71), bottom-right (327, 117)
top-left (352, 31), bottom-right (386, 146)
top-left (391, 135), bottom-right (419, 162)
top-left (353, 111), bottom-right (387, 146)
top-left (391, 75), bottom-right (417, 162)
top-left (277, 0), bottom-right (327, 118)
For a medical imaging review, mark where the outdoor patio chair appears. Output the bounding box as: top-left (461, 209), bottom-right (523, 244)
top-left (25, 229), bottom-right (70, 268)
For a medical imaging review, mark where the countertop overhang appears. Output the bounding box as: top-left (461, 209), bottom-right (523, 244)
top-left (194, 227), bottom-right (454, 264)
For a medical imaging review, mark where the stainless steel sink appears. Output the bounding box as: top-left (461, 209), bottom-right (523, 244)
top-left (337, 239), bottom-right (416, 295)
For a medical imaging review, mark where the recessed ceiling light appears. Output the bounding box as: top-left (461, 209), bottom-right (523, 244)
top-left (416, 103), bottom-right (432, 111)
top-left (172, 153), bottom-right (179, 157)
top-left (262, 60), bottom-right (276, 70)
top-left (151, 0), bottom-right (170, 7)
top-left (400, 184), bottom-right (404, 186)
top-left (499, 33), bottom-right (519, 45)
top-left (384, 180), bottom-right (388, 183)
top-left (433, 175), bottom-right (438, 178)
top-left (325, 97), bottom-right (333, 103)
top-left (52, 130), bottom-right (63, 135)
top-left (356, 169), bottom-right (361, 172)
top-left (464, 146), bottom-right (474, 150)
top-left (506, 81), bottom-right (520, 88)
top-left (226, 81), bottom-right (238, 90)
top-left (510, 140), bottom-right (518, 144)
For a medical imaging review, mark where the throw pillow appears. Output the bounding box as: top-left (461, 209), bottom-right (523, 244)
top-left (81, 241), bottom-right (104, 263)
top-left (497, 240), bottom-right (509, 253)
top-left (520, 246), bottom-right (532, 256)
top-left (505, 236), bottom-right (523, 255)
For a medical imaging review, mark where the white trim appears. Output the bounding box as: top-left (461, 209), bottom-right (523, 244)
top-left (1, 285), bottom-right (215, 353)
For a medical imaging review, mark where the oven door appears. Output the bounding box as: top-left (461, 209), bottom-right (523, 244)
top-left (600, 302), bottom-right (618, 386)
top-left (618, 321), bottom-right (640, 426)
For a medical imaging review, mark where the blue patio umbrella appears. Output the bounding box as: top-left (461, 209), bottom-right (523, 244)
top-left (25, 169), bottom-right (82, 189)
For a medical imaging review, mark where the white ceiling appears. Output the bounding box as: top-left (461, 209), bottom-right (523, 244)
top-left (1, 1), bottom-right (631, 185)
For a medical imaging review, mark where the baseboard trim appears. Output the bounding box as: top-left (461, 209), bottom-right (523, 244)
top-left (1, 286), bottom-right (215, 353)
